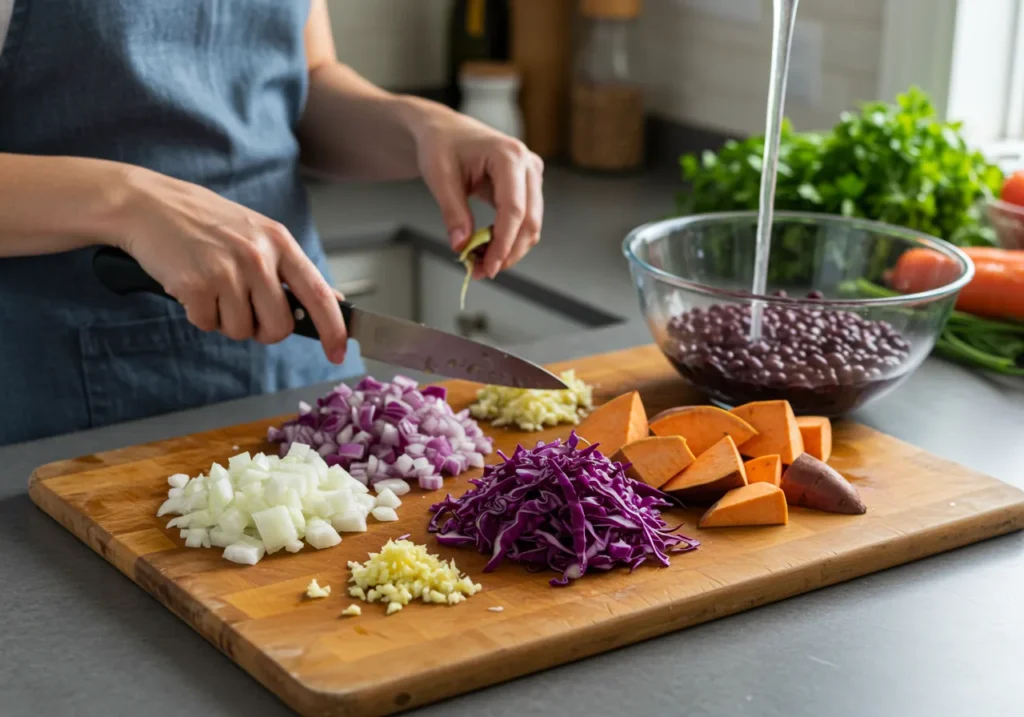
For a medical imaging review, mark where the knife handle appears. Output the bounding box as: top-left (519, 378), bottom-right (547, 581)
top-left (92, 246), bottom-right (353, 342)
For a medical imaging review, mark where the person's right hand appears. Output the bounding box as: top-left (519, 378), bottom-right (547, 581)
top-left (113, 167), bottom-right (348, 364)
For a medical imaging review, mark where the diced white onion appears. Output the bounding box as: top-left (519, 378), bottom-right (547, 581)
top-left (371, 506), bottom-right (399, 522)
top-left (374, 488), bottom-right (402, 510)
top-left (374, 479), bottom-right (410, 496)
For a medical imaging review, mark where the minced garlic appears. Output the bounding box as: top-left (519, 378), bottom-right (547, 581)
top-left (469, 369), bottom-right (593, 431)
top-left (347, 539), bottom-right (481, 614)
top-left (305, 578), bottom-right (331, 599)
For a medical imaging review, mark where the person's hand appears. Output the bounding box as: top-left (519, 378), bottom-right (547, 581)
top-left (113, 167), bottom-right (349, 363)
top-left (412, 108), bottom-right (544, 280)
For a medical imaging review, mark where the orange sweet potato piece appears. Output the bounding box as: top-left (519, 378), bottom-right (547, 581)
top-left (729, 400), bottom-right (804, 464)
top-left (781, 453), bottom-right (866, 515)
top-left (661, 436), bottom-right (747, 503)
top-left (744, 454), bottom-right (782, 487)
top-left (795, 416), bottom-right (832, 462)
top-left (612, 436), bottom-right (696, 489)
top-left (698, 482), bottom-right (789, 527)
top-left (648, 405), bottom-right (758, 456)
top-left (577, 391), bottom-right (648, 455)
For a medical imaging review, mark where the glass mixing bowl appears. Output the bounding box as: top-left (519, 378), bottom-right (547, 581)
top-left (623, 211), bottom-right (974, 416)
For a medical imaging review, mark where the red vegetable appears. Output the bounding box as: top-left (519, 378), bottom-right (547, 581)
top-left (889, 247), bottom-right (1024, 321)
top-left (428, 432), bottom-right (699, 587)
top-left (1001, 170), bottom-right (1024, 207)
top-left (268, 376), bottom-right (492, 488)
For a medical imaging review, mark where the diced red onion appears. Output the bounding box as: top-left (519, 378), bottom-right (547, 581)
top-left (392, 375), bottom-right (418, 391)
top-left (422, 385), bottom-right (447, 400)
top-left (337, 425), bottom-right (355, 444)
top-left (358, 404), bottom-right (376, 431)
top-left (419, 475), bottom-right (444, 491)
top-left (380, 423), bottom-right (399, 447)
top-left (268, 375), bottom-right (494, 489)
top-left (338, 443), bottom-right (365, 460)
top-left (394, 454), bottom-right (414, 475)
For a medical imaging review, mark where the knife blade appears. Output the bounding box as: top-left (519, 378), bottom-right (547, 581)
top-left (92, 247), bottom-right (568, 390)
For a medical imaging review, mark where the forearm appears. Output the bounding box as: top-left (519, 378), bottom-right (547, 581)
top-left (0, 153), bottom-right (132, 257)
top-left (298, 62), bottom-right (450, 181)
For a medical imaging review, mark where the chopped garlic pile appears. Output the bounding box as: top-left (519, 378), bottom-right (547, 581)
top-left (157, 443), bottom-right (406, 565)
top-left (306, 579), bottom-right (331, 599)
top-left (469, 369), bottom-right (593, 431)
top-left (347, 539), bottom-right (482, 614)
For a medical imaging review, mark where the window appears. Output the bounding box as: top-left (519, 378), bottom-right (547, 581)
top-left (879, 0), bottom-right (1024, 171)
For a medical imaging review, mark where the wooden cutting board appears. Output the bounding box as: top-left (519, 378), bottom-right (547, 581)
top-left (28, 344), bottom-right (1024, 717)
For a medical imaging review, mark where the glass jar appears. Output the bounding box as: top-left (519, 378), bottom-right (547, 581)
top-left (458, 61), bottom-right (525, 140)
top-left (570, 0), bottom-right (645, 171)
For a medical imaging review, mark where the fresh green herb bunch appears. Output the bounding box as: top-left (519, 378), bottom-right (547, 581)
top-left (676, 87), bottom-right (1004, 247)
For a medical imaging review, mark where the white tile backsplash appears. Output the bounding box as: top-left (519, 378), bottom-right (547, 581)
top-left (638, 0), bottom-right (885, 135)
top-left (324, 0), bottom-right (885, 137)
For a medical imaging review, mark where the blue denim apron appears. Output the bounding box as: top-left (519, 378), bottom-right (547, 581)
top-left (0, 0), bottom-right (365, 445)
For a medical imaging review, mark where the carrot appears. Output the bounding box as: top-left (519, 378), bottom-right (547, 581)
top-left (661, 435), bottom-right (747, 503)
top-left (744, 455), bottom-right (782, 486)
top-left (698, 483), bottom-right (788, 528)
top-left (729, 400), bottom-right (805, 464)
top-left (648, 404), bottom-right (758, 455)
top-left (576, 391), bottom-right (648, 455)
top-left (612, 436), bottom-right (695, 489)
top-left (889, 247), bottom-right (1024, 321)
top-left (795, 416), bottom-right (832, 462)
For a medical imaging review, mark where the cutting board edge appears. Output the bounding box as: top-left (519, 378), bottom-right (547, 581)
top-left (30, 467), bottom-right (1024, 717)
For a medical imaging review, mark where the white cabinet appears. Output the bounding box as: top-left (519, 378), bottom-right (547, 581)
top-left (418, 253), bottom-right (585, 346)
top-left (324, 244), bottom-right (414, 320)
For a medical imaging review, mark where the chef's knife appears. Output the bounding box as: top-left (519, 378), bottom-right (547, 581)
top-left (92, 247), bottom-right (568, 390)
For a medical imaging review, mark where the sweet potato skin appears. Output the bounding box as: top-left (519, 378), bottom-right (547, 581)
top-left (781, 453), bottom-right (866, 515)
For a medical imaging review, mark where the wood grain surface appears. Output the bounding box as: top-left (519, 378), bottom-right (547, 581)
top-left (28, 344), bottom-right (1024, 717)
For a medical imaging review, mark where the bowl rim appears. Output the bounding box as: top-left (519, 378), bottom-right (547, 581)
top-left (987, 195), bottom-right (1024, 217)
top-left (621, 210), bottom-right (976, 307)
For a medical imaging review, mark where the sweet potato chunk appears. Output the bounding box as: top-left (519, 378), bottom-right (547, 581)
top-left (795, 416), bottom-right (832, 462)
top-left (649, 404), bottom-right (758, 456)
top-left (730, 400), bottom-right (804, 464)
top-left (781, 453), bottom-right (866, 515)
top-left (698, 483), bottom-right (789, 527)
top-left (661, 436), bottom-right (747, 503)
top-left (744, 454), bottom-right (782, 487)
top-left (577, 391), bottom-right (648, 455)
top-left (612, 436), bottom-right (696, 489)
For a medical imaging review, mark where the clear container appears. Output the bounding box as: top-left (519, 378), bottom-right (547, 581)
top-left (458, 61), bottom-right (524, 140)
top-left (570, 0), bottom-right (644, 171)
top-left (623, 212), bottom-right (975, 416)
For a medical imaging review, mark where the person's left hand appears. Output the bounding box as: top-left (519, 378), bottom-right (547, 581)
top-left (412, 108), bottom-right (544, 280)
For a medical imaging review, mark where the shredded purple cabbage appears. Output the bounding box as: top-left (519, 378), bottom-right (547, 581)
top-left (267, 375), bottom-right (492, 486)
top-left (428, 431), bottom-right (699, 587)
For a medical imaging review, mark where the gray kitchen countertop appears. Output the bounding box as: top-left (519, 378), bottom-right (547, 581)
top-left (2, 168), bottom-right (1023, 717)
